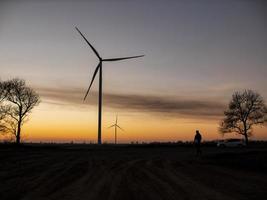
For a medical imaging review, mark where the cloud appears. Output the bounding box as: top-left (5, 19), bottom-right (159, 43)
top-left (36, 87), bottom-right (226, 119)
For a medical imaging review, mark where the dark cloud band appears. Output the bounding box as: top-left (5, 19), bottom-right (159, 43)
top-left (37, 87), bottom-right (225, 118)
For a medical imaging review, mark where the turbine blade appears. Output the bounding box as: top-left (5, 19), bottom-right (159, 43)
top-left (102, 55), bottom-right (144, 62)
top-left (116, 115), bottom-right (118, 124)
top-left (84, 63), bottom-right (100, 101)
top-left (108, 124), bottom-right (115, 129)
top-left (75, 27), bottom-right (101, 59)
top-left (116, 125), bottom-right (124, 131)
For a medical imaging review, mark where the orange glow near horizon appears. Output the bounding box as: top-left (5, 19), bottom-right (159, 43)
top-left (18, 102), bottom-right (267, 143)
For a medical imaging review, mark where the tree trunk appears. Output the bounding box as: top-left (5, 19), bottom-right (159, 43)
top-left (244, 127), bottom-right (249, 146)
top-left (243, 121), bottom-right (249, 146)
top-left (16, 118), bottom-right (22, 145)
top-left (244, 133), bottom-right (248, 146)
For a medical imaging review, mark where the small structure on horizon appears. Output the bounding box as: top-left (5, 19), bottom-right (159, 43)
top-left (108, 115), bottom-right (124, 144)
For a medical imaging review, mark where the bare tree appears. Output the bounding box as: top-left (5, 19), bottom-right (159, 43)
top-left (220, 90), bottom-right (267, 145)
top-left (2, 78), bottom-right (40, 144)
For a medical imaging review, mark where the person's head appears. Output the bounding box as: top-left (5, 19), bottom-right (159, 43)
top-left (196, 130), bottom-right (199, 134)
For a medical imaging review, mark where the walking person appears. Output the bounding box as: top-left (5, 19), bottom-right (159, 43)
top-left (194, 130), bottom-right (202, 156)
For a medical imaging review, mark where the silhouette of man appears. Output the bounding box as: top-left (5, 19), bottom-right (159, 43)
top-left (194, 130), bottom-right (202, 156)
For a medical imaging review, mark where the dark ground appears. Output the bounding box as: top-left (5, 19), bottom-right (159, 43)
top-left (0, 143), bottom-right (267, 200)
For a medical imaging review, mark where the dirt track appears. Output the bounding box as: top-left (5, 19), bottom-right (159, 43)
top-left (0, 145), bottom-right (267, 200)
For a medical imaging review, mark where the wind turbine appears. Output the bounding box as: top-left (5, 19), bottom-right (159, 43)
top-left (108, 115), bottom-right (124, 144)
top-left (75, 27), bottom-right (144, 145)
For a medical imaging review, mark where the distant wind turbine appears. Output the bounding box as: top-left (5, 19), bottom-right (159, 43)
top-left (108, 115), bottom-right (124, 144)
top-left (75, 27), bottom-right (144, 145)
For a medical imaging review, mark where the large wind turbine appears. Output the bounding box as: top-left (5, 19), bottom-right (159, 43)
top-left (108, 115), bottom-right (124, 144)
top-left (75, 27), bottom-right (144, 145)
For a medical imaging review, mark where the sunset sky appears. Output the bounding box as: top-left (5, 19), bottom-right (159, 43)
top-left (0, 0), bottom-right (266, 143)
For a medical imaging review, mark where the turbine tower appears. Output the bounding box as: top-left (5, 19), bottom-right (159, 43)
top-left (108, 115), bottom-right (124, 144)
top-left (75, 27), bottom-right (144, 145)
